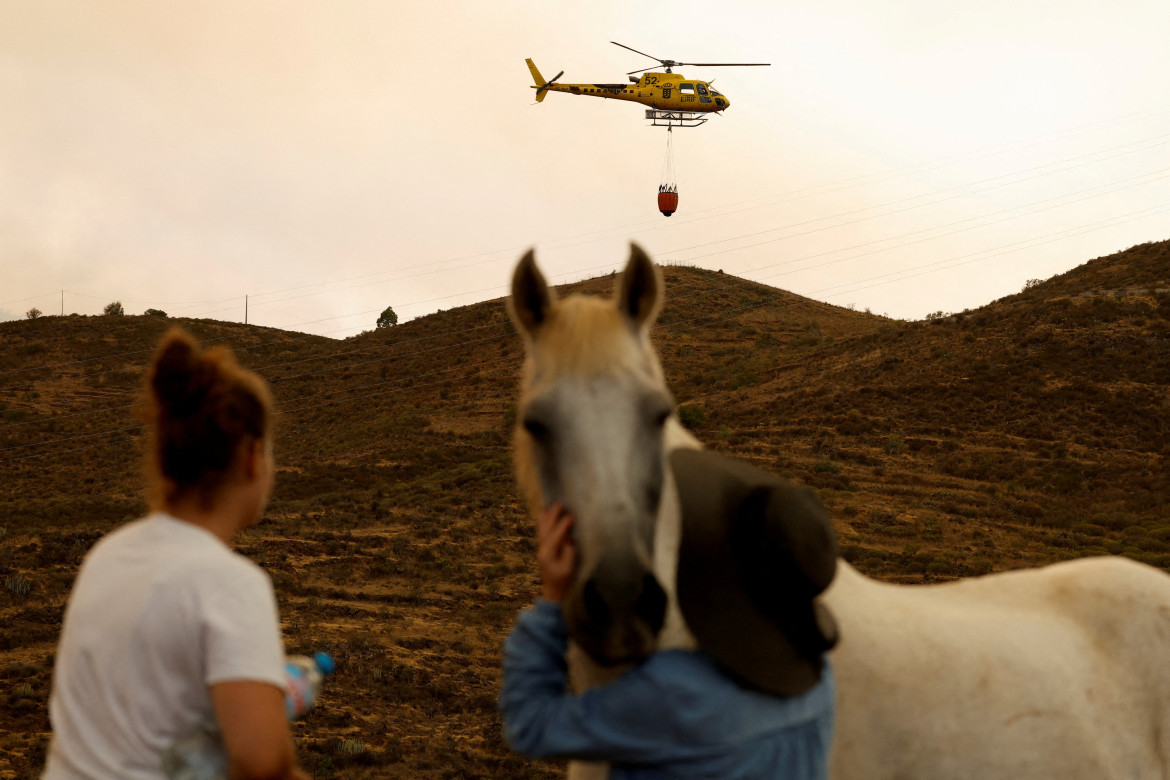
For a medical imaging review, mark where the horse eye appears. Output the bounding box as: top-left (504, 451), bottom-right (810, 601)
top-left (523, 416), bottom-right (550, 440)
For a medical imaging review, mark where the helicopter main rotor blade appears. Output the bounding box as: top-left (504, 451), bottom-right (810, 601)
top-left (675, 62), bottom-right (771, 67)
top-left (611, 41), bottom-right (663, 63)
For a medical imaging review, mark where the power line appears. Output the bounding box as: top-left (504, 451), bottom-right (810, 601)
top-left (741, 170), bottom-right (1170, 282)
top-left (659, 133), bottom-right (1170, 264)
top-left (4, 127), bottom-right (1169, 448)
top-left (2, 195), bottom-right (1161, 467)
top-left (0, 422), bottom-right (145, 454)
top-left (61, 289), bottom-right (241, 307)
top-left (812, 205), bottom-right (1170, 300)
top-left (2, 165), bottom-right (1166, 414)
top-left (6, 107), bottom-right (1169, 463)
top-left (7, 124), bottom-right (1167, 367)
top-left (8, 105), bottom-right (1169, 334)
top-left (167, 130), bottom-right (1170, 323)
top-left (0, 290), bottom-right (60, 308)
top-left (13, 150), bottom-right (1165, 374)
top-left (680, 102), bottom-right (1170, 221)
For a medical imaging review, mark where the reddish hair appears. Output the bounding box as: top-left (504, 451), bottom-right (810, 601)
top-left (140, 328), bottom-right (273, 508)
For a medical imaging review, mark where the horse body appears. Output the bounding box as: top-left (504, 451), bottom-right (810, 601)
top-left (509, 246), bottom-right (1170, 779)
top-left (826, 556), bottom-right (1170, 778)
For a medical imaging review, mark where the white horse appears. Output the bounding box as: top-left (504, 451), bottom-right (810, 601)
top-left (508, 245), bottom-right (1170, 779)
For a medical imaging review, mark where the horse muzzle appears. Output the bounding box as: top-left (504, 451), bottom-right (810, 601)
top-left (565, 563), bottom-right (667, 665)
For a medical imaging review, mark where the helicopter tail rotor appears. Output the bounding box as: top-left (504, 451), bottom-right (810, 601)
top-left (526, 59), bottom-right (563, 103)
top-left (535, 70), bottom-right (564, 102)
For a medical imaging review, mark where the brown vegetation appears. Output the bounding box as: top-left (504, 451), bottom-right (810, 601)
top-left (1, 239), bottom-right (1167, 777)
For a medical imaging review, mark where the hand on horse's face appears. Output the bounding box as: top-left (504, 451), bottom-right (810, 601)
top-left (537, 503), bottom-right (577, 603)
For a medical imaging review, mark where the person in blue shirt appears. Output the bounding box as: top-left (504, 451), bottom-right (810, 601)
top-left (500, 449), bottom-right (839, 779)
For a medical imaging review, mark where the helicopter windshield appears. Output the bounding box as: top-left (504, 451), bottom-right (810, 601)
top-left (709, 86), bottom-right (723, 96)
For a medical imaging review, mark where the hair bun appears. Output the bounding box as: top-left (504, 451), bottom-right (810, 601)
top-left (151, 330), bottom-right (214, 417)
top-left (141, 326), bottom-right (273, 507)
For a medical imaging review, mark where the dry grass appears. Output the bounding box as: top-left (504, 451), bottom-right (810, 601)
top-left (1, 240), bottom-right (1168, 777)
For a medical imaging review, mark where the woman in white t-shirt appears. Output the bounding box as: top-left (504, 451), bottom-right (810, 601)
top-left (44, 328), bottom-right (308, 780)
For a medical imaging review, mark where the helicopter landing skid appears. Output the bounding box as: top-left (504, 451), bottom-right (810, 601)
top-left (645, 109), bottom-right (708, 128)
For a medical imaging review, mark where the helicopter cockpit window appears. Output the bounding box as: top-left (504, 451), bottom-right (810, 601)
top-left (696, 84), bottom-right (709, 96)
top-left (709, 86), bottom-right (723, 96)
top-left (680, 83), bottom-right (694, 93)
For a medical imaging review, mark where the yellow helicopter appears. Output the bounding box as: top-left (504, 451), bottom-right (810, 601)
top-left (526, 42), bottom-right (768, 127)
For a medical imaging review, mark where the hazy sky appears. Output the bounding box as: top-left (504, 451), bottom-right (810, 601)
top-left (2, 0), bottom-right (1168, 333)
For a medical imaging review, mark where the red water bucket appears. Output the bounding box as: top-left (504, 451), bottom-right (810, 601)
top-left (658, 191), bottom-right (679, 217)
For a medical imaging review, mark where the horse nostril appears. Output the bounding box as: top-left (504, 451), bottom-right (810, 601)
top-left (637, 573), bottom-right (667, 634)
top-left (583, 578), bottom-right (610, 626)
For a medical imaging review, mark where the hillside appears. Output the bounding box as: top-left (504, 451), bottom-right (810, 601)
top-left (2, 241), bottom-right (1169, 777)
top-left (684, 240), bottom-right (1170, 582)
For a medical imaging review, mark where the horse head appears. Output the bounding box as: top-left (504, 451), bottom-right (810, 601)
top-left (509, 244), bottom-right (677, 665)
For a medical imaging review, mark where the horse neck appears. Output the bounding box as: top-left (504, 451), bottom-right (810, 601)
top-left (820, 558), bottom-right (892, 653)
top-left (654, 420), bottom-right (701, 652)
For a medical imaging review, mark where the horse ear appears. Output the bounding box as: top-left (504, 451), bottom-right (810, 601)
top-left (617, 243), bottom-right (663, 331)
top-left (509, 249), bottom-right (554, 337)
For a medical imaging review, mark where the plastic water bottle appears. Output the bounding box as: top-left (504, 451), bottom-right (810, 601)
top-left (284, 652), bottom-right (335, 720)
top-left (162, 653), bottom-right (334, 779)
